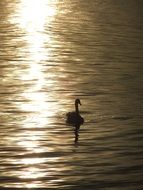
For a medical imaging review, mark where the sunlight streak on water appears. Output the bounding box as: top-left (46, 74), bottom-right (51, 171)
top-left (12, 0), bottom-right (57, 30)
top-left (3, 0), bottom-right (64, 186)
top-left (11, 0), bottom-right (60, 125)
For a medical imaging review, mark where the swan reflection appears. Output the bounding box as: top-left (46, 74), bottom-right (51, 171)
top-left (74, 124), bottom-right (80, 143)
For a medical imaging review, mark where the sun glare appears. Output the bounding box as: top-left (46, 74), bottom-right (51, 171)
top-left (18, 0), bottom-right (57, 31)
top-left (12, 0), bottom-right (59, 125)
top-left (6, 0), bottom-right (66, 187)
top-left (10, 0), bottom-right (60, 147)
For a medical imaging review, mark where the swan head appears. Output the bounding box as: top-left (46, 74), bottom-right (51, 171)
top-left (75, 99), bottom-right (81, 106)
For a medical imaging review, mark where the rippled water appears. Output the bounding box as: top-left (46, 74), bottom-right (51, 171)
top-left (0, 0), bottom-right (143, 189)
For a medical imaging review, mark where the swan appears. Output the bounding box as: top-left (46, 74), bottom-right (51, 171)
top-left (66, 99), bottom-right (84, 125)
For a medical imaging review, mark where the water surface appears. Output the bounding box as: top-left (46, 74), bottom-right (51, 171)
top-left (0, 0), bottom-right (143, 189)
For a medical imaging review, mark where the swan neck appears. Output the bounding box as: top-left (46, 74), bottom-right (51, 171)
top-left (75, 103), bottom-right (79, 114)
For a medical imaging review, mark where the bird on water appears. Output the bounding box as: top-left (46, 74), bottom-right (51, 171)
top-left (66, 99), bottom-right (84, 125)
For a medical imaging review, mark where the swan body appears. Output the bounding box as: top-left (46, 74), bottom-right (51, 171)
top-left (66, 99), bottom-right (84, 125)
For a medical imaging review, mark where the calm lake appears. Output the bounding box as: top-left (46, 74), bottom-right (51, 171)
top-left (0, 0), bottom-right (143, 189)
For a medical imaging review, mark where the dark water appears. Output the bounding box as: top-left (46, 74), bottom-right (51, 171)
top-left (0, 0), bottom-right (143, 189)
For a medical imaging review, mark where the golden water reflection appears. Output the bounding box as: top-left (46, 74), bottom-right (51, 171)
top-left (9, 0), bottom-right (65, 187)
top-left (15, 0), bottom-right (57, 30)
top-left (14, 0), bottom-right (60, 126)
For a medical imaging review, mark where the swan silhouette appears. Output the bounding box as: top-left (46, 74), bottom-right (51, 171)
top-left (66, 99), bottom-right (84, 125)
